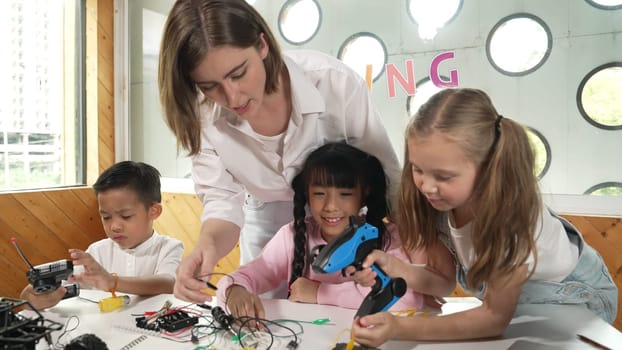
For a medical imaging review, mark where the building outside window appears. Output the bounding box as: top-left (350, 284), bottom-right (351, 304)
top-left (0, 0), bottom-right (84, 191)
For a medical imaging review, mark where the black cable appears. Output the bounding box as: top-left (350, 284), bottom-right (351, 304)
top-left (190, 315), bottom-right (218, 346)
top-left (192, 272), bottom-right (234, 293)
top-left (234, 315), bottom-right (301, 349)
top-left (237, 316), bottom-right (274, 349)
top-left (190, 300), bottom-right (300, 349)
top-left (54, 315), bottom-right (80, 348)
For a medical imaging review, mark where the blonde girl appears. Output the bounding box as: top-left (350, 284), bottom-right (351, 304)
top-left (351, 88), bottom-right (617, 347)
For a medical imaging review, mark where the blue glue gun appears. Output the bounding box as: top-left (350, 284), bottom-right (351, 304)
top-left (311, 216), bottom-right (406, 317)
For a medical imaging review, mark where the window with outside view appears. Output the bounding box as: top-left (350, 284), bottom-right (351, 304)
top-left (0, 0), bottom-right (85, 191)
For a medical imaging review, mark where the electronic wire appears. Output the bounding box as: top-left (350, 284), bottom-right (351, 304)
top-left (52, 315), bottom-right (80, 349)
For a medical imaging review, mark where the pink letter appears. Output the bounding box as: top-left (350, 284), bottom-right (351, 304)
top-left (386, 59), bottom-right (416, 98)
top-left (430, 51), bottom-right (459, 88)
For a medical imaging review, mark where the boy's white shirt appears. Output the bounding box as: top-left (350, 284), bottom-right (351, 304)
top-left (73, 230), bottom-right (184, 282)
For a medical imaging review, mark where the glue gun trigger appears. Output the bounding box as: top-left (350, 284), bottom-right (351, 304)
top-left (341, 262), bottom-right (364, 277)
top-left (371, 274), bottom-right (384, 292)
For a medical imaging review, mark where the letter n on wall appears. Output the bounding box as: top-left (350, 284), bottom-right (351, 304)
top-left (386, 59), bottom-right (416, 98)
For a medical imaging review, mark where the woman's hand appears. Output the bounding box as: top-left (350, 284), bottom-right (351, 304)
top-left (288, 277), bottom-right (319, 304)
top-left (174, 248), bottom-right (217, 303)
top-left (175, 218), bottom-right (241, 303)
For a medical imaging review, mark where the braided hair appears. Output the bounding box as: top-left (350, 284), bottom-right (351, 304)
top-left (288, 142), bottom-right (391, 286)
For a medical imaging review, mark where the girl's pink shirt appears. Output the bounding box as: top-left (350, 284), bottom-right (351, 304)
top-left (216, 217), bottom-right (423, 311)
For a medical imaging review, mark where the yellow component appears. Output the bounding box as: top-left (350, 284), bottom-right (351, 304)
top-left (329, 327), bottom-right (352, 350)
top-left (99, 295), bottom-right (130, 312)
top-left (345, 339), bottom-right (355, 350)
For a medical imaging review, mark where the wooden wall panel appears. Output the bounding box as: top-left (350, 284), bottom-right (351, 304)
top-left (0, 188), bottom-right (106, 299)
top-left (565, 215), bottom-right (622, 331)
top-left (96, 0), bottom-right (115, 175)
top-left (85, 0), bottom-right (115, 184)
top-left (0, 191), bottom-right (237, 299)
top-left (155, 193), bottom-right (241, 280)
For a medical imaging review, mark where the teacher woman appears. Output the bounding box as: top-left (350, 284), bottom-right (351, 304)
top-left (158, 0), bottom-right (401, 303)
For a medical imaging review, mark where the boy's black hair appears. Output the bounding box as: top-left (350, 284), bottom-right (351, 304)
top-left (93, 161), bottom-right (161, 207)
top-left (288, 142), bottom-right (390, 286)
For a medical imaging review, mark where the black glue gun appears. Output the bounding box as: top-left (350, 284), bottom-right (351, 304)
top-left (311, 216), bottom-right (406, 317)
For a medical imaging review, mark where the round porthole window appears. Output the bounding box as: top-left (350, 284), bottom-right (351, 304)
top-left (585, 0), bottom-right (622, 10)
top-left (338, 32), bottom-right (387, 83)
top-left (486, 13), bottom-right (552, 76)
top-left (526, 127), bottom-right (551, 179)
top-left (577, 62), bottom-right (622, 130)
top-left (278, 0), bottom-right (321, 45)
top-left (407, 0), bottom-right (463, 41)
top-left (406, 77), bottom-right (446, 117)
top-left (584, 182), bottom-right (622, 195)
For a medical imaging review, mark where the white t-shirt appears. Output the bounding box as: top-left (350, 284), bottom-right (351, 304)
top-left (192, 49), bottom-right (401, 228)
top-left (448, 206), bottom-right (579, 282)
top-left (255, 131), bottom-right (285, 155)
top-left (85, 230), bottom-right (184, 278)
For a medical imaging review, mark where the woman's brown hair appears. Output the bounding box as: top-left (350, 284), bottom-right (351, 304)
top-left (158, 0), bottom-right (284, 155)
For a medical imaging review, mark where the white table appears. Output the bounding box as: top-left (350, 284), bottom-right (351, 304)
top-left (27, 290), bottom-right (622, 350)
top-left (263, 297), bottom-right (622, 349)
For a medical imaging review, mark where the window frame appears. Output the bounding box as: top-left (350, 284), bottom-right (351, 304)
top-left (576, 61), bottom-right (622, 131)
top-left (278, 0), bottom-right (322, 45)
top-left (485, 12), bottom-right (553, 77)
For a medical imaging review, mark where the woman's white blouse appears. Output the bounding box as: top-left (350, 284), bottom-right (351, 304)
top-left (192, 50), bottom-right (401, 228)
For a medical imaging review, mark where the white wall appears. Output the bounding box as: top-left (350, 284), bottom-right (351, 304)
top-left (119, 0), bottom-right (622, 215)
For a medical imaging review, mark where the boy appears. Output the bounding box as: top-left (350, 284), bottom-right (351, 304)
top-left (20, 161), bottom-right (184, 309)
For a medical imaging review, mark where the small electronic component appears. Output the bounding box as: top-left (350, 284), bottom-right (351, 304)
top-left (63, 283), bottom-right (80, 300)
top-left (99, 295), bottom-right (130, 312)
top-left (11, 237), bottom-right (79, 299)
top-left (211, 306), bottom-right (233, 329)
top-left (135, 309), bottom-right (198, 332)
top-left (159, 310), bottom-right (199, 332)
top-left (0, 297), bottom-right (63, 349)
top-left (28, 259), bottom-right (74, 293)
